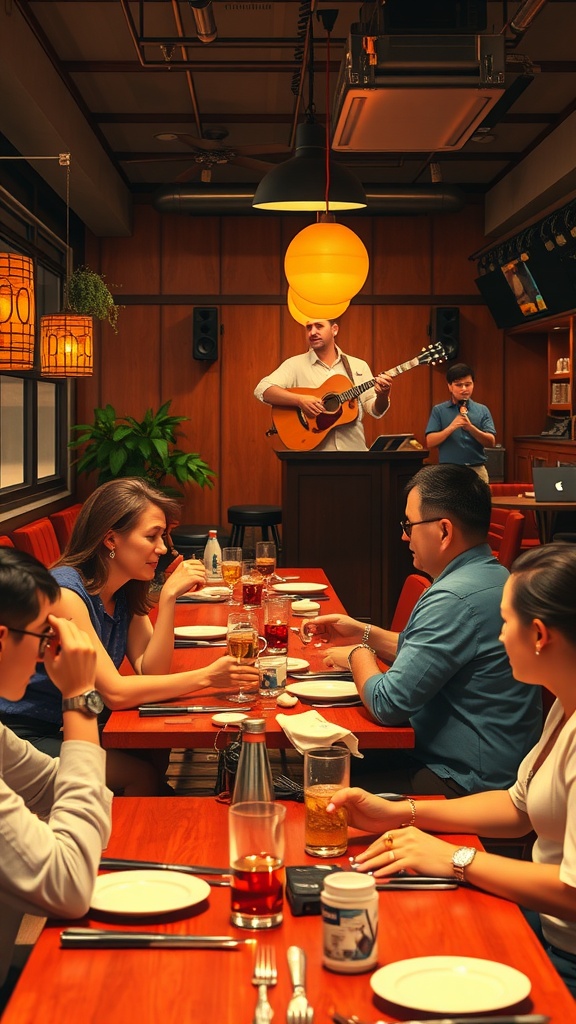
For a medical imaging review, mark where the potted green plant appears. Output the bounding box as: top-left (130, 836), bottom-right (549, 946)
top-left (66, 266), bottom-right (121, 331)
top-left (69, 400), bottom-right (215, 496)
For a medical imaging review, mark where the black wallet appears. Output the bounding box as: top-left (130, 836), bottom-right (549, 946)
top-left (285, 865), bottom-right (343, 916)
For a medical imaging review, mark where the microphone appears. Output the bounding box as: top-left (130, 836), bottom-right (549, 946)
top-left (459, 399), bottom-right (469, 417)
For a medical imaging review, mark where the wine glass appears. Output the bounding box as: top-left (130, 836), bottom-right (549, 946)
top-left (256, 541), bottom-right (277, 591)
top-left (226, 610), bottom-right (266, 704)
top-left (221, 546), bottom-right (242, 604)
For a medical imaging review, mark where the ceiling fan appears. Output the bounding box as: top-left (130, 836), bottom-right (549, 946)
top-left (125, 129), bottom-right (291, 183)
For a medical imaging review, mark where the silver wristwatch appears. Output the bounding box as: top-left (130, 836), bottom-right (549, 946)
top-left (62, 690), bottom-right (104, 716)
top-left (452, 846), bottom-right (477, 882)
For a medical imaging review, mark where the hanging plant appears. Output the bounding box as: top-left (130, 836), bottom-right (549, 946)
top-left (66, 266), bottom-right (121, 331)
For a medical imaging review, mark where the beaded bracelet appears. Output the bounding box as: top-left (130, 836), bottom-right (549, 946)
top-left (400, 796), bottom-right (417, 828)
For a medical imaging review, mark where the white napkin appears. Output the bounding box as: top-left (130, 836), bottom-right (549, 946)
top-left (275, 710), bottom-right (363, 758)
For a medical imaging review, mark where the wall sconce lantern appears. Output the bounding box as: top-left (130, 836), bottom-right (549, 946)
top-left (0, 253), bottom-right (35, 370)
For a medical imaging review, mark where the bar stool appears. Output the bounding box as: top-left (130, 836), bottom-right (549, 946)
top-left (227, 505), bottom-right (282, 551)
top-left (170, 524), bottom-right (230, 560)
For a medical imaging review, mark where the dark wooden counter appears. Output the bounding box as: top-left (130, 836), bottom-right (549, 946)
top-left (276, 450), bottom-right (427, 626)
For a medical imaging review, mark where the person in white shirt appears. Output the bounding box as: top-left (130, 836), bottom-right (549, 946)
top-left (0, 545), bottom-right (112, 1001)
top-left (254, 317), bottom-right (393, 451)
top-left (328, 542), bottom-right (576, 996)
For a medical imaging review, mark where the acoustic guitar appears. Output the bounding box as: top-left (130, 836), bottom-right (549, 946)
top-left (267, 342), bottom-right (447, 451)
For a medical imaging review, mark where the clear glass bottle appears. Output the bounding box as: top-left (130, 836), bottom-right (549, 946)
top-left (203, 529), bottom-right (222, 580)
top-left (232, 718), bottom-right (274, 804)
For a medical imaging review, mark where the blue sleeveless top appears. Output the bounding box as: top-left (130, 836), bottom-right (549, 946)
top-left (0, 566), bottom-right (130, 724)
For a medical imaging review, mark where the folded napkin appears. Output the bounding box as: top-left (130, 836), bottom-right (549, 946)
top-left (276, 710), bottom-right (363, 758)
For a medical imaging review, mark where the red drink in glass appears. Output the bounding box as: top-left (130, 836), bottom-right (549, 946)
top-left (242, 579), bottom-right (263, 608)
top-left (264, 622), bottom-right (288, 653)
top-left (230, 854), bottom-right (284, 927)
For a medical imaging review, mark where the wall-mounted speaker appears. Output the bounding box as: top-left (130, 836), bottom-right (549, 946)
top-left (193, 307), bottom-right (219, 361)
top-left (431, 306), bottom-right (460, 361)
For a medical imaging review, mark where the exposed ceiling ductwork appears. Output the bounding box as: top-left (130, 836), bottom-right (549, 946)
top-left (152, 183), bottom-right (466, 215)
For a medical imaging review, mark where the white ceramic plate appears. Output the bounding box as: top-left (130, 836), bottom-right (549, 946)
top-left (174, 625), bottom-right (227, 640)
top-left (370, 956), bottom-right (531, 1014)
top-left (286, 680), bottom-right (358, 701)
top-left (272, 582), bottom-right (328, 595)
top-left (91, 870), bottom-right (210, 916)
top-left (287, 658), bottom-right (310, 673)
top-left (178, 592), bottom-right (225, 604)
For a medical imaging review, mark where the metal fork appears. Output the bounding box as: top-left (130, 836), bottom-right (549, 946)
top-left (252, 944), bottom-right (277, 1024)
top-left (286, 946), bottom-right (314, 1024)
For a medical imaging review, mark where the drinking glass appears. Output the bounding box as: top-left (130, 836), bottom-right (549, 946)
top-left (304, 746), bottom-right (350, 857)
top-left (229, 801), bottom-right (286, 928)
top-left (257, 654), bottom-right (287, 703)
top-left (240, 559), bottom-right (264, 608)
top-left (263, 594), bottom-right (290, 653)
top-left (221, 546), bottom-right (243, 604)
top-left (256, 541), bottom-right (276, 583)
top-left (226, 610), bottom-right (266, 704)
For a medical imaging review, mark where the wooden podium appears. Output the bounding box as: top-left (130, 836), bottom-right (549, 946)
top-left (276, 449), bottom-right (427, 626)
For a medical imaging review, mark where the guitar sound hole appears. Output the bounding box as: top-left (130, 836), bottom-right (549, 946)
top-left (322, 392), bottom-right (341, 414)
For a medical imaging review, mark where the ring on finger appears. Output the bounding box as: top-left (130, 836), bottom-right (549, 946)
top-left (389, 849), bottom-right (395, 863)
top-left (384, 832), bottom-right (394, 848)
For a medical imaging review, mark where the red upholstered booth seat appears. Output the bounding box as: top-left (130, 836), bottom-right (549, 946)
top-left (0, 535), bottom-right (14, 547)
top-left (488, 509), bottom-right (525, 570)
top-left (390, 573), bottom-right (432, 632)
top-left (489, 483), bottom-right (540, 548)
top-left (49, 503), bottom-right (83, 550)
top-left (12, 518), bottom-right (60, 568)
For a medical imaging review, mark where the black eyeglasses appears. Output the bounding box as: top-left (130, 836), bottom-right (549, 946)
top-left (400, 518), bottom-right (442, 538)
top-left (8, 627), bottom-right (55, 658)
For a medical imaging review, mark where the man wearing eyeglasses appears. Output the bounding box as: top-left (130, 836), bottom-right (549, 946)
top-left (425, 363), bottom-right (496, 482)
top-left (306, 465), bottom-right (542, 797)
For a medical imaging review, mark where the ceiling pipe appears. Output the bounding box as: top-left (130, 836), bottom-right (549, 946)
top-left (507, 0), bottom-right (548, 40)
top-left (152, 183), bottom-right (466, 215)
top-left (188, 1), bottom-right (217, 44)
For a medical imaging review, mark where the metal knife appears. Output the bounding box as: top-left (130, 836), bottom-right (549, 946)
top-left (138, 704), bottom-right (252, 715)
top-left (60, 929), bottom-right (248, 949)
top-left (289, 671), bottom-right (353, 681)
top-left (173, 640), bottom-right (227, 647)
top-left (100, 857), bottom-right (230, 877)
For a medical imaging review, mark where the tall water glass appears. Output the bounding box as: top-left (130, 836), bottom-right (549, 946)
top-left (304, 746), bottom-right (350, 857)
top-left (221, 546), bottom-right (242, 604)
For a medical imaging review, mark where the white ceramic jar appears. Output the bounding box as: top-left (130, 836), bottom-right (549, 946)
top-left (321, 872), bottom-right (378, 973)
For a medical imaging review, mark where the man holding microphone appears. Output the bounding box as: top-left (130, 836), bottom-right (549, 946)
top-left (425, 363), bottom-right (496, 482)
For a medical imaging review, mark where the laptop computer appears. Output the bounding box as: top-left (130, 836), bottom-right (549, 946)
top-left (369, 434), bottom-right (414, 452)
top-left (532, 466), bottom-right (576, 502)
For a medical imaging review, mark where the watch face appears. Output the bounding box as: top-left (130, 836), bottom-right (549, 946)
top-left (85, 690), bottom-right (104, 714)
top-left (453, 847), bottom-right (475, 868)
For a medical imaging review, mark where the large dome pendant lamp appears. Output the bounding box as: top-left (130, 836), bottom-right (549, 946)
top-left (287, 286), bottom-right (349, 325)
top-left (281, 10), bottom-right (369, 321)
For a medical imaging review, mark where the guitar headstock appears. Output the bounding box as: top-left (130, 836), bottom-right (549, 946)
top-left (418, 342), bottom-right (447, 366)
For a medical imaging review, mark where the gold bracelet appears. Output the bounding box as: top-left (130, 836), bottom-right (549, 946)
top-left (400, 796), bottom-right (416, 828)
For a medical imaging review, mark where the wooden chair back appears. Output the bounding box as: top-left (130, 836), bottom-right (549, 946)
top-left (12, 518), bottom-right (61, 568)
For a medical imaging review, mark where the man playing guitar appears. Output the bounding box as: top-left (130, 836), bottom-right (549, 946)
top-left (254, 317), bottom-right (393, 451)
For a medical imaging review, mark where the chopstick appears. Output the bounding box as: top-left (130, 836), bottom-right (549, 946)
top-left (61, 929), bottom-right (250, 949)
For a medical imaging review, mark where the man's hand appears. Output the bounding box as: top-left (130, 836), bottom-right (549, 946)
top-left (373, 372), bottom-right (393, 397)
top-left (298, 394), bottom-right (327, 417)
top-left (43, 615), bottom-right (97, 698)
top-left (301, 613), bottom-right (364, 645)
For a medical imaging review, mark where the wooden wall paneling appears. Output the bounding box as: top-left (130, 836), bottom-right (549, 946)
top-left (372, 216), bottom-right (432, 295)
top-left (503, 328), bottom-right (548, 464)
top-left (221, 217), bottom-right (282, 294)
top-left (339, 215), bottom-right (373, 296)
top-left (459, 306), bottom-right (505, 439)
top-left (220, 305), bottom-right (282, 518)
top-left (161, 216), bottom-right (220, 294)
top-left (160, 305), bottom-right (221, 526)
top-left (99, 205), bottom-right (161, 294)
top-left (280, 305), bottom-right (310, 360)
top-left (373, 305), bottom-right (433, 446)
top-left (432, 204), bottom-right (486, 294)
top-left (99, 304), bottom-right (161, 413)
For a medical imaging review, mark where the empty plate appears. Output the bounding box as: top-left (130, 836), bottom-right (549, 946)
top-left (174, 625), bottom-right (227, 640)
top-left (287, 658), bottom-right (310, 673)
top-left (272, 582), bottom-right (328, 595)
top-left (286, 680), bottom-right (358, 701)
top-left (91, 870), bottom-right (210, 916)
top-left (370, 956), bottom-right (531, 1013)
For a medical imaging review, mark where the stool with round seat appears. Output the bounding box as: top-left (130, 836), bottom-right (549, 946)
top-left (227, 505), bottom-right (282, 552)
top-left (170, 524), bottom-right (230, 560)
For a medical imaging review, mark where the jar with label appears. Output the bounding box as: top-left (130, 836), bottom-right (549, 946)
top-left (321, 872), bottom-right (378, 973)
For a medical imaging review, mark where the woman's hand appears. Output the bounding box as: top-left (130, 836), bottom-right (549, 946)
top-left (353, 826), bottom-right (458, 879)
top-left (300, 614), bottom-right (363, 645)
top-left (159, 557), bottom-right (207, 600)
top-left (204, 656), bottom-right (260, 689)
top-left (43, 615), bottom-right (97, 698)
top-left (327, 787), bottom-right (402, 833)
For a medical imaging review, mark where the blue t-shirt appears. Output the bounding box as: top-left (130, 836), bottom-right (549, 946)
top-left (363, 545), bottom-right (542, 792)
top-left (0, 566), bottom-right (130, 725)
top-left (425, 398), bottom-right (496, 466)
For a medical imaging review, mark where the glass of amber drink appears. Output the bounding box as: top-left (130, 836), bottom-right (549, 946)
top-left (221, 547), bottom-right (243, 604)
top-left (255, 541), bottom-right (276, 582)
top-left (226, 611), bottom-right (266, 703)
top-left (304, 746), bottom-right (350, 857)
top-left (229, 801), bottom-right (286, 928)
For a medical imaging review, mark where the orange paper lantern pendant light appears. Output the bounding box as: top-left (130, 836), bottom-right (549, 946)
top-left (40, 313), bottom-right (93, 377)
top-left (0, 253), bottom-right (35, 370)
top-left (284, 220), bottom-right (369, 305)
top-left (287, 287), bottom-right (349, 325)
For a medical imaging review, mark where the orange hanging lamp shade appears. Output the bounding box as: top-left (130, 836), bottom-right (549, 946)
top-left (40, 313), bottom-right (94, 377)
top-left (287, 287), bottom-right (349, 325)
top-left (284, 221), bottom-right (369, 305)
top-left (0, 253), bottom-right (35, 370)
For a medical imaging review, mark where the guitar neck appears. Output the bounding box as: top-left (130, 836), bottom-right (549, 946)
top-left (338, 356), bottom-right (421, 402)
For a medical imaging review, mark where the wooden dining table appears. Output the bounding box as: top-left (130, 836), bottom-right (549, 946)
top-left (103, 568), bottom-right (415, 752)
top-left (490, 493), bottom-right (576, 543)
top-left (4, 796), bottom-right (574, 1024)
